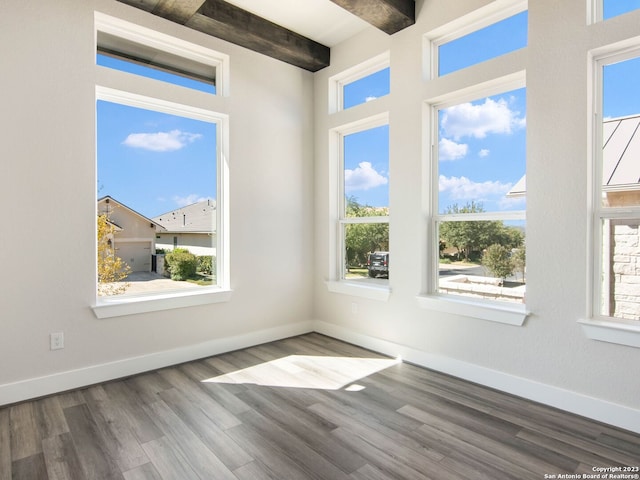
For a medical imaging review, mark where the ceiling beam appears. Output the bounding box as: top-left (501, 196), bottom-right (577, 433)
top-left (329, 0), bottom-right (415, 35)
top-left (116, 0), bottom-right (330, 72)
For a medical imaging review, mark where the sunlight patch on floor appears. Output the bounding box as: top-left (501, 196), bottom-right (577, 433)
top-left (202, 355), bottom-right (400, 390)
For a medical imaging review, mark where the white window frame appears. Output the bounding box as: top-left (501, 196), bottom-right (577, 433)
top-left (328, 52), bottom-right (390, 114)
top-left (424, 0), bottom-right (527, 81)
top-left (92, 13), bottom-right (231, 319)
top-left (326, 113), bottom-right (391, 301)
top-left (417, 75), bottom-right (528, 326)
top-left (580, 45), bottom-right (640, 348)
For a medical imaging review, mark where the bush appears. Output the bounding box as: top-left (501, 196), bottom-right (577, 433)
top-left (197, 255), bottom-right (215, 275)
top-left (165, 249), bottom-right (197, 281)
top-left (481, 244), bottom-right (514, 281)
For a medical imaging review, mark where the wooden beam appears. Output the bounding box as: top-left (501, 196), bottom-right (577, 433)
top-left (330, 0), bottom-right (415, 35)
top-left (153, 0), bottom-right (207, 24)
top-left (188, 0), bottom-right (330, 72)
top-left (116, 0), bottom-right (330, 72)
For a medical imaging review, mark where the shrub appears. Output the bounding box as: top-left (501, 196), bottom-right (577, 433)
top-left (197, 255), bottom-right (215, 275)
top-left (165, 249), bottom-right (197, 281)
top-left (481, 244), bottom-right (514, 281)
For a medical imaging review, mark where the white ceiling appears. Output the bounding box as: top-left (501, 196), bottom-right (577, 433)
top-left (222, 0), bottom-right (370, 46)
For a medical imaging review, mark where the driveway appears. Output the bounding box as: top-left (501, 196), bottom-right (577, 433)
top-left (120, 271), bottom-right (199, 294)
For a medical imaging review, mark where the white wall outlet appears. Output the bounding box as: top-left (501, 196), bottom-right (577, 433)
top-left (351, 302), bottom-right (358, 314)
top-left (50, 332), bottom-right (64, 350)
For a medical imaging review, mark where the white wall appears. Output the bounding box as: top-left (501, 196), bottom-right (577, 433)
top-left (0, 0), bottom-right (313, 401)
top-left (313, 0), bottom-right (640, 432)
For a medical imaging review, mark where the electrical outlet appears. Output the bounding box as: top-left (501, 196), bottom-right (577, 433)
top-left (50, 332), bottom-right (64, 350)
top-left (351, 302), bottom-right (358, 314)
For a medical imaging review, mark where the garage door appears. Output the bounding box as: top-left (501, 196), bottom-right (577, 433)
top-left (115, 242), bottom-right (151, 272)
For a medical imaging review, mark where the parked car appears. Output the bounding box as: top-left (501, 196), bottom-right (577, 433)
top-left (367, 251), bottom-right (389, 278)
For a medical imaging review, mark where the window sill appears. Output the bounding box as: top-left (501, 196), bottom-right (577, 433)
top-left (325, 280), bottom-right (391, 302)
top-left (416, 294), bottom-right (528, 326)
top-left (578, 317), bottom-right (640, 348)
top-left (92, 288), bottom-right (233, 319)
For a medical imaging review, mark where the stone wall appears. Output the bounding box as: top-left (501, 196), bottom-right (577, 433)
top-left (611, 222), bottom-right (640, 320)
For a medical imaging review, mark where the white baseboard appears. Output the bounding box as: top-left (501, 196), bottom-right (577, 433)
top-left (313, 320), bottom-right (640, 434)
top-left (0, 321), bottom-right (313, 407)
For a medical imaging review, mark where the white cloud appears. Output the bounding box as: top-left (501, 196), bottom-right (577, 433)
top-left (344, 162), bottom-right (388, 191)
top-left (123, 129), bottom-right (202, 152)
top-left (439, 175), bottom-right (512, 200)
top-left (173, 194), bottom-right (209, 207)
top-left (365, 96), bottom-right (377, 102)
top-left (441, 97), bottom-right (525, 140)
top-left (479, 149), bottom-right (490, 157)
top-left (439, 138), bottom-right (468, 161)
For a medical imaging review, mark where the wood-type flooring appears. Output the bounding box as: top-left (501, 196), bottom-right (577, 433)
top-left (1, 333), bottom-right (639, 479)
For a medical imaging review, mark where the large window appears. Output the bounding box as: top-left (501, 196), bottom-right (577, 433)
top-left (433, 87), bottom-right (526, 305)
top-left (339, 118), bottom-right (390, 286)
top-left (433, 7), bottom-right (527, 77)
top-left (593, 50), bottom-right (640, 322)
top-left (94, 14), bottom-right (229, 317)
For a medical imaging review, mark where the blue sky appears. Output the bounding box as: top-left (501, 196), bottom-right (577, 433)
top-left (97, 56), bottom-right (217, 219)
top-left (98, 4), bottom-right (640, 218)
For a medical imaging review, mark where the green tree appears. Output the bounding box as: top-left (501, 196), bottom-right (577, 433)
top-left (345, 197), bottom-right (389, 267)
top-left (482, 244), bottom-right (514, 282)
top-left (511, 247), bottom-right (526, 282)
top-left (97, 213), bottom-right (130, 295)
top-left (439, 202), bottom-right (524, 261)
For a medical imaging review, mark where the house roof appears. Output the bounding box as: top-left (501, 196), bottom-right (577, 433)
top-left (152, 199), bottom-right (216, 234)
top-left (507, 114), bottom-right (640, 198)
top-left (97, 196), bottom-right (165, 230)
top-left (603, 114), bottom-right (640, 191)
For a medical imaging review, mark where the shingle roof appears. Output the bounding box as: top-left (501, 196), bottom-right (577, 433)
top-left (152, 199), bottom-right (216, 233)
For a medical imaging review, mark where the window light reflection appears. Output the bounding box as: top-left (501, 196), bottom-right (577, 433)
top-left (202, 355), bottom-right (400, 390)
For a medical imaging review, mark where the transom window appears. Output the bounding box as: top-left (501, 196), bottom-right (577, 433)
top-left (434, 9), bottom-right (527, 77)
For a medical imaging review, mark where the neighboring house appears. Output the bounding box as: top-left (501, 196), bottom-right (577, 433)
top-left (508, 114), bottom-right (640, 319)
top-left (152, 199), bottom-right (217, 257)
top-left (98, 196), bottom-right (165, 273)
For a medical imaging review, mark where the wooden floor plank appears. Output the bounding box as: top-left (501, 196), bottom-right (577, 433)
top-left (140, 436), bottom-right (200, 480)
top-left (41, 433), bottom-right (85, 480)
top-left (122, 462), bottom-right (163, 480)
top-left (157, 387), bottom-right (253, 471)
top-left (11, 453), bottom-right (48, 480)
top-left (83, 385), bottom-right (149, 472)
top-left (101, 381), bottom-right (164, 444)
top-left (144, 399), bottom-right (237, 480)
top-left (157, 367), bottom-right (241, 430)
top-left (9, 402), bottom-right (41, 461)
top-left (63, 403), bottom-right (124, 480)
top-left (1, 333), bottom-right (638, 480)
top-left (238, 408), bottom-right (353, 480)
top-left (0, 408), bottom-right (11, 480)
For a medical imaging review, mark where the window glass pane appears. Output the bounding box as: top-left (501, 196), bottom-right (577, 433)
top-left (343, 125), bottom-right (389, 217)
top-left (343, 67), bottom-right (390, 109)
top-left (97, 31), bottom-right (216, 94)
top-left (438, 219), bottom-right (526, 303)
top-left (438, 11), bottom-right (527, 76)
top-left (97, 100), bottom-right (217, 296)
top-left (438, 88), bottom-right (526, 214)
top-left (602, 56), bottom-right (640, 207)
top-left (343, 223), bottom-right (389, 282)
top-left (603, 0), bottom-right (640, 19)
top-left (601, 218), bottom-right (640, 320)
